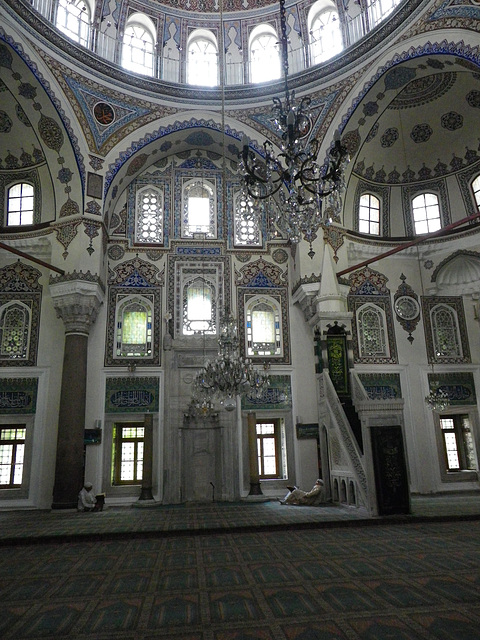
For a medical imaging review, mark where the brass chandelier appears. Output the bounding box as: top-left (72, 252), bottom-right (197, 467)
top-left (239, 0), bottom-right (349, 257)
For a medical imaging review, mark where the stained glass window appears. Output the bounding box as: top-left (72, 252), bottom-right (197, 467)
top-left (116, 298), bottom-right (152, 358)
top-left (431, 304), bottom-right (462, 358)
top-left (0, 303), bottom-right (30, 359)
top-left (135, 187), bottom-right (163, 244)
top-left (412, 193), bottom-right (441, 234)
top-left (183, 279), bottom-right (216, 335)
top-left (358, 193), bottom-right (380, 235)
top-left (7, 183), bottom-right (34, 226)
top-left (358, 305), bottom-right (388, 357)
top-left (56, 0), bottom-right (90, 47)
top-left (246, 298), bottom-right (281, 357)
top-left (0, 427), bottom-right (26, 487)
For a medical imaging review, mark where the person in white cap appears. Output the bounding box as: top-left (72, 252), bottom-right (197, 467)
top-left (280, 479), bottom-right (325, 505)
top-left (77, 482), bottom-right (97, 512)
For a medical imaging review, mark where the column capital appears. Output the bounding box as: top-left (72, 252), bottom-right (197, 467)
top-left (50, 271), bottom-right (104, 335)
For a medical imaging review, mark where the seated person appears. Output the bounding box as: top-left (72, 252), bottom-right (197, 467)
top-left (281, 479), bottom-right (325, 505)
top-left (77, 481), bottom-right (97, 512)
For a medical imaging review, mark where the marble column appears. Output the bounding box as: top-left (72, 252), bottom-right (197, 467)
top-left (247, 411), bottom-right (262, 495)
top-left (50, 277), bottom-right (103, 509)
top-left (139, 412), bottom-right (154, 501)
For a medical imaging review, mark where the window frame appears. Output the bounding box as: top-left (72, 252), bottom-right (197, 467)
top-left (357, 302), bottom-right (390, 359)
top-left (121, 13), bottom-right (157, 76)
top-left (112, 422), bottom-right (145, 485)
top-left (55, 0), bottom-right (91, 47)
top-left (358, 193), bottom-right (381, 235)
top-left (412, 192), bottom-right (442, 235)
top-left (0, 301), bottom-right (31, 361)
top-left (114, 295), bottom-right (154, 360)
top-left (249, 24), bottom-right (281, 84)
top-left (135, 185), bottom-right (164, 245)
top-left (6, 182), bottom-right (35, 227)
top-left (245, 295), bottom-right (282, 358)
top-left (435, 410), bottom-right (479, 483)
top-left (256, 418), bottom-right (285, 479)
top-left (186, 29), bottom-right (219, 87)
top-left (471, 174), bottom-right (480, 211)
top-left (308, 4), bottom-right (343, 65)
top-left (233, 191), bottom-right (262, 247)
top-left (0, 416), bottom-right (33, 500)
top-left (181, 177), bottom-right (217, 239)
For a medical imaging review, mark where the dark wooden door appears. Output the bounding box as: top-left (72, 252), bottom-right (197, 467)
top-left (371, 425), bottom-right (410, 515)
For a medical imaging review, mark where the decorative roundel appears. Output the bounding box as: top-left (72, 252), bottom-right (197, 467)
top-left (297, 114), bottom-right (312, 139)
top-left (394, 295), bottom-right (420, 321)
top-left (93, 102), bottom-right (115, 125)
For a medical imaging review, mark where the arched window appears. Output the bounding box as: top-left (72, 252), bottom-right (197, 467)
top-left (182, 178), bottom-right (216, 238)
top-left (412, 192), bottom-right (441, 234)
top-left (245, 296), bottom-right (282, 357)
top-left (0, 302), bottom-right (31, 360)
top-left (357, 303), bottom-right (388, 358)
top-left (122, 14), bottom-right (156, 76)
top-left (358, 193), bottom-right (380, 235)
top-left (308, 1), bottom-right (342, 65)
top-left (183, 277), bottom-right (216, 335)
top-left (135, 186), bottom-right (163, 244)
top-left (6, 183), bottom-right (34, 226)
top-left (431, 304), bottom-right (462, 359)
top-left (472, 175), bottom-right (480, 210)
top-left (249, 25), bottom-right (281, 83)
top-left (234, 192), bottom-right (261, 246)
top-left (115, 296), bottom-right (153, 358)
top-left (55, 0), bottom-right (91, 47)
top-left (187, 30), bottom-right (218, 87)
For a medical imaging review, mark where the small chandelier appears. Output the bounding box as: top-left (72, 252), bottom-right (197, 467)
top-left (192, 309), bottom-right (270, 412)
top-left (239, 0), bottom-right (349, 257)
top-left (425, 387), bottom-right (450, 412)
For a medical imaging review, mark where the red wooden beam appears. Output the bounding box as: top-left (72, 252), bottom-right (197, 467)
top-left (0, 241), bottom-right (65, 275)
top-left (337, 212), bottom-right (480, 278)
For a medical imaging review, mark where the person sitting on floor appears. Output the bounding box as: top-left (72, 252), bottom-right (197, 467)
top-left (77, 482), bottom-right (97, 512)
top-left (280, 479), bottom-right (325, 505)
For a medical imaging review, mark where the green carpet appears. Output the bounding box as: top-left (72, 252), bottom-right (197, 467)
top-left (1, 513), bottom-right (480, 639)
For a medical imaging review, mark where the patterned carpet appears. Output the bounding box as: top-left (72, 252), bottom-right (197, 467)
top-left (1, 501), bottom-right (480, 639)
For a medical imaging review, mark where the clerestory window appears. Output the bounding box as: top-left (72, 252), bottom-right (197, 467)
top-left (472, 175), bottom-right (480, 211)
top-left (6, 183), bottom-right (34, 226)
top-left (187, 30), bottom-right (218, 86)
top-left (55, 0), bottom-right (91, 47)
top-left (249, 25), bottom-right (280, 83)
top-left (182, 179), bottom-right (216, 238)
top-left (358, 193), bottom-right (380, 235)
top-left (122, 15), bottom-right (156, 76)
top-left (412, 193), bottom-right (441, 234)
top-left (309, 5), bottom-right (342, 65)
